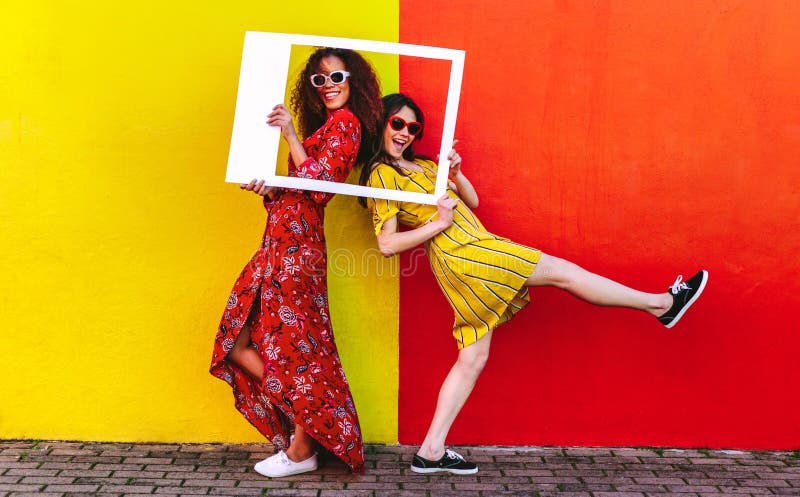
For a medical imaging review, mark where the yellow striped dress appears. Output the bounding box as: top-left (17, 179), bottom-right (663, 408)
top-left (366, 159), bottom-right (542, 348)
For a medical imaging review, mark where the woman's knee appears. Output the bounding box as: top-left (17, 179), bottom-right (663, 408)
top-left (228, 342), bottom-right (245, 361)
top-left (228, 325), bottom-right (252, 360)
top-left (529, 253), bottom-right (579, 289)
top-left (457, 343), bottom-right (490, 375)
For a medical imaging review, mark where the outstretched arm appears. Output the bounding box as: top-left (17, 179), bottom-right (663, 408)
top-left (376, 195), bottom-right (458, 257)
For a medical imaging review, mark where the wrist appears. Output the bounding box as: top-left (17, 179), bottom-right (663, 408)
top-left (284, 128), bottom-right (300, 142)
top-left (433, 218), bottom-right (451, 232)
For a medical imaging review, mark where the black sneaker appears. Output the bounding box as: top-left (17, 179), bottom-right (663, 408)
top-left (411, 449), bottom-right (478, 475)
top-left (658, 270), bottom-right (709, 328)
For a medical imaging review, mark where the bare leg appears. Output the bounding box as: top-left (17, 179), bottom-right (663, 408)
top-left (227, 325), bottom-right (315, 462)
top-left (417, 331), bottom-right (493, 460)
top-left (526, 253), bottom-right (672, 316)
top-left (285, 425), bottom-right (315, 462)
top-left (227, 324), bottom-right (264, 379)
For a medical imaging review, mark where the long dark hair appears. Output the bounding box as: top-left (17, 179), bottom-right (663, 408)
top-left (290, 47), bottom-right (383, 167)
top-left (357, 93), bottom-right (426, 207)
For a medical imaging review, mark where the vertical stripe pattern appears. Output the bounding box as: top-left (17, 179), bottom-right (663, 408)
top-left (367, 160), bottom-right (541, 348)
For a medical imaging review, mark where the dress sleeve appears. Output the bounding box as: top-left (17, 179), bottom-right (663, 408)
top-left (366, 165), bottom-right (401, 236)
top-left (262, 191), bottom-right (280, 211)
top-left (297, 112), bottom-right (361, 205)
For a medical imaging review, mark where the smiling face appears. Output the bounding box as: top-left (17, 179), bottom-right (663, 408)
top-left (383, 105), bottom-right (418, 160)
top-left (314, 55), bottom-right (351, 111)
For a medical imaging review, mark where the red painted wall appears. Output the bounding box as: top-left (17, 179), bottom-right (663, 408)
top-left (398, 0), bottom-right (800, 448)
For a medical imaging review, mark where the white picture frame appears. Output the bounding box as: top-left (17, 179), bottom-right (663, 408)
top-left (225, 31), bottom-right (465, 205)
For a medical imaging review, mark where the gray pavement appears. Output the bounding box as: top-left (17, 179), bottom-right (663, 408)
top-left (1, 440), bottom-right (799, 496)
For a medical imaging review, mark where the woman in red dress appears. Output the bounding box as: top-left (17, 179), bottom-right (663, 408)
top-left (210, 47), bottom-right (382, 477)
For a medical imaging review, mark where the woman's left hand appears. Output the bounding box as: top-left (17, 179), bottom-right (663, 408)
top-left (443, 139), bottom-right (478, 208)
top-left (267, 104), bottom-right (299, 141)
top-left (240, 178), bottom-right (276, 198)
top-left (447, 140), bottom-right (462, 179)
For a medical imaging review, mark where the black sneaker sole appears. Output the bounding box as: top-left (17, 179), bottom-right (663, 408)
top-left (664, 270), bottom-right (709, 329)
top-left (410, 465), bottom-right (479, 475)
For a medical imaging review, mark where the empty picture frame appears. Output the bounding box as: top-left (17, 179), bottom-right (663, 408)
top-left (225, 31), bottom-right (465, 205)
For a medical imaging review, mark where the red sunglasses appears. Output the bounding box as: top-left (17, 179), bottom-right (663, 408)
top-left (388, 116), bottom-right (423, 136)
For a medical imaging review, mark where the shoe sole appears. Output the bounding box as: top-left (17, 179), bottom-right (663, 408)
top-left (411, 465), bottom-right (478, 475)
top-left (253, 452), bottom-right (319, 478)
top-left (664, 270), bottom-right (708, 329)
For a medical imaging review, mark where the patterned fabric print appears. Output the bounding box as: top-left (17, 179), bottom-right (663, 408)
top-left (367, 159), bottom-right (541, 349)
top-left (210, 107), bottom-right (364, 472)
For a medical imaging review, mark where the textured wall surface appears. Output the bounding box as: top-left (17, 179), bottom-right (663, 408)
top-left (3, 0), bottom-right (798, 450)
top-left (0, 1), bottom-right (399, 443)
top-left (398, 0), bottom-right (800, 449)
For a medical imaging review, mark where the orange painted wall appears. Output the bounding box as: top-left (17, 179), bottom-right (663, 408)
top-left (398, 0), bottom-right (800, 448)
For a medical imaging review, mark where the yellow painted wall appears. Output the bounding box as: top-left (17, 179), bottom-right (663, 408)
top-left (0, 1), bottom-right (399, 443)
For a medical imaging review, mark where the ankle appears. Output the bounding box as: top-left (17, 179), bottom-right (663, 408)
top-left (284, 446), bottom-right (314, 462)
top-left (651, 293), bottom-right (674, 317)
top-left (416, 446), bottom-right (444, 461)
top-left (285, 434), bottom-right (315, 462)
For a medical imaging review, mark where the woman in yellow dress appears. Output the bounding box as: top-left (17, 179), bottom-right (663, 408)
top-left (362, 93), bottom-right (708, 475)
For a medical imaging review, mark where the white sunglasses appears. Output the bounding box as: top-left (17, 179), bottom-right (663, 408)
top-left (309, 70), bottom-right (350, 88)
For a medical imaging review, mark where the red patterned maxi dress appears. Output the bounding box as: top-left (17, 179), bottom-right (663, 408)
top-left (210, 107), bottom-right (364, 472)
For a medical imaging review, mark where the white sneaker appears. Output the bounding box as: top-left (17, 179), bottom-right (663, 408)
top-left (253, 450), bottom-right (318, 478)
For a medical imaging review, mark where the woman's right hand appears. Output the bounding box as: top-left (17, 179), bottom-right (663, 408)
top-left (240, 179), bottom-right (275, 198)
top-left (267, 104), bottom-right (299, 141)
top-left (435, 194), bottom-right (458, 230)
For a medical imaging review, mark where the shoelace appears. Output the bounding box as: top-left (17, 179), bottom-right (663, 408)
top-left (445, 449), bottom-right (466, 461)
top-left (278, 451), bottom-right (292, 466)
top-left (669, 275), bottom-right (690, 294)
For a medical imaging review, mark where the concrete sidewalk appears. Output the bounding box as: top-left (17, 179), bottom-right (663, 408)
top-left (1, 440), bottom-right (798, 497)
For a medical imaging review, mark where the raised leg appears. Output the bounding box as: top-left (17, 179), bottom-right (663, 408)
top-left (526, 253), bottom-right (672, 316)
top-left (227, 324), bottom-right (315, 463)
top-left (227, 323), bottom-right (264, 380)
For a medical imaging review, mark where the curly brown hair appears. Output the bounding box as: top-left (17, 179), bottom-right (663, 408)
top-left (290, 47), bottom-right (383, 167)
